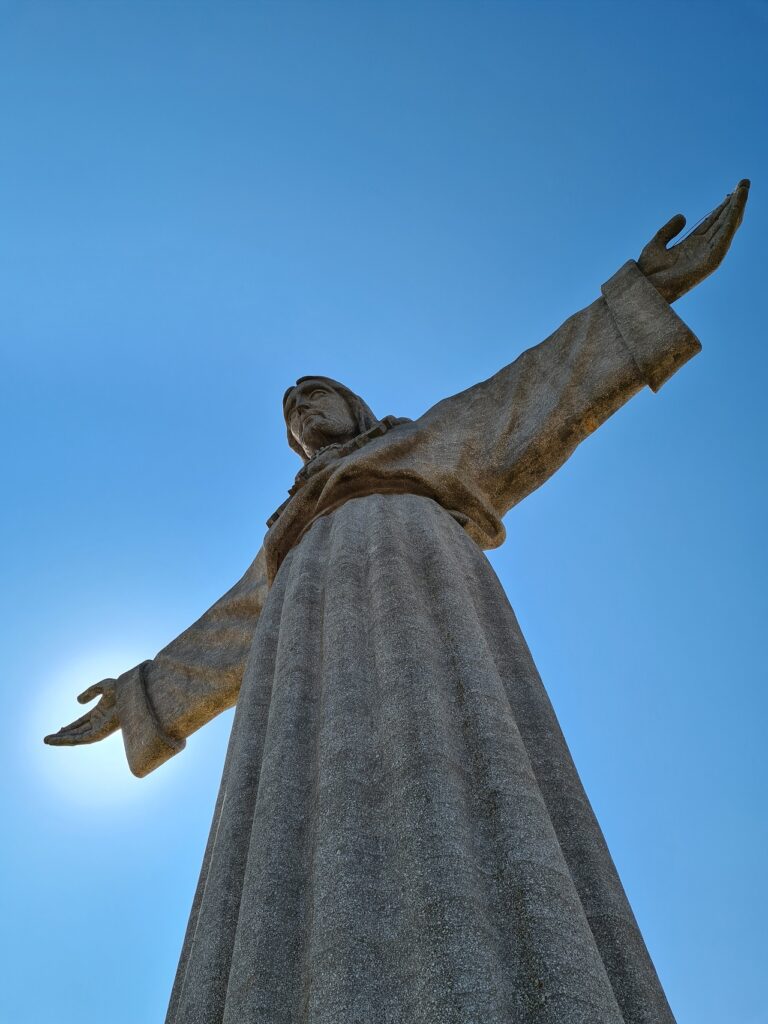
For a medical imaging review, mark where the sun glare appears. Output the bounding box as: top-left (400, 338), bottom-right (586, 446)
top-left (28, 649), bottom-right (166, 806)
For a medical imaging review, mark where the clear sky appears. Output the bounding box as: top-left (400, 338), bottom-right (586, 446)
top-left (1, 2), bottom-right (766, 1021)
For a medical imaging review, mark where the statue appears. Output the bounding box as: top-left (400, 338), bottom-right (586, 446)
top-left (45, 182), bottom-right (750, 1024)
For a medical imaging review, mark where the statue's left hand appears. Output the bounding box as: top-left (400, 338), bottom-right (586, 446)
top-left (638, 179), bottom-right (750, 303)
top-left (44, 680), bottom-right (119, 746)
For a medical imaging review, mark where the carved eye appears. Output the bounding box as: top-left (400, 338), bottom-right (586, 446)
top-left (309, 388), bottom-right (326, 399)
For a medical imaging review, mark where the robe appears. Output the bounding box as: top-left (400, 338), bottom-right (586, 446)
top-left (114, 260), bottom-right (701, 1024)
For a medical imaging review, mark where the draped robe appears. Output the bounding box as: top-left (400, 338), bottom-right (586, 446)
top-left (114, 261), bottom-right (701, 1024)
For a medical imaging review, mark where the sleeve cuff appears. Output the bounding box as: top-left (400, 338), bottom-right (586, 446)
top-left (601, 260), bottom-right (702, 392)
top-left (116, 661), bottom-right (186, 778)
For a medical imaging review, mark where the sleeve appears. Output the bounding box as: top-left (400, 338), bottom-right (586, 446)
top-left (114, 547), bottom-right (268, 777)
top-left (418, 260), bottom-right (702, 517)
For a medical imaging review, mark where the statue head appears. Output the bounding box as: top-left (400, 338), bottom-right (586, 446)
top-left (283, 376), bottom-right (379, 462)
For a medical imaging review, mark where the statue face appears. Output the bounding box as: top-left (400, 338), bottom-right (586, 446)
top-left (285, 378), bottom-right (359, 457)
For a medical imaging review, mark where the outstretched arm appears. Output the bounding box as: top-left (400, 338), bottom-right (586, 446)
top-left (45, 547), bottom-right (268, 776)
top-left (418, 181), bottom-right (750, 522)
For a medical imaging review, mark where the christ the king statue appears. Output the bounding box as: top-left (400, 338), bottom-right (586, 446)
top-left (46, 181), bottom-right (750, 1024)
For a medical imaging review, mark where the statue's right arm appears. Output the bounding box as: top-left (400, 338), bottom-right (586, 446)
top-left (44, 547), bottom-right (269, 777)
top-left (414, 181), bottom-right (749, 521)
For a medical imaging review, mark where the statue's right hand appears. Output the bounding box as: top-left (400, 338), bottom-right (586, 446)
top-left (44, 679), bottom-right (119, 746)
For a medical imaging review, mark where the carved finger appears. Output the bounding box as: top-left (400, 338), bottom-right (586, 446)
top-left (651, 213), bottom-right (687, 250)
top-left (699, 181), bottom-right (750, 268)
top-left (59, 720), bottom-right (110, 744)
top-left (721, 179), bottom-right (750, 234)
top-left (78, 679), bottom-right (112, 705)
top-left (50, 700), bottom-right (120, 742)
top-left (51, 710), bottom-right (94, 734)
top-left (691, 192), bottom-right (733, 239)
top-left (77, 684), bottom-right (102, 705)
top-left (44, 723), bottom-right (95, 745)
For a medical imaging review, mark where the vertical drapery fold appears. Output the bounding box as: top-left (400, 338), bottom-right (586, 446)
top-left (102, 259), bottom-right (700, 1023)
top-left (166, 494), bottom-right (673, 1024)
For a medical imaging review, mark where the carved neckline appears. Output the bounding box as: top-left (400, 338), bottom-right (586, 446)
top-left (266, 415), bottom-right (410, 529)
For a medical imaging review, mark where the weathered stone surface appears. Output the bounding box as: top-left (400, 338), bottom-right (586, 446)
top-left (166, 494), bottom-right (674, 1023)
top-left (44, 182), bottom-right (750, 1023)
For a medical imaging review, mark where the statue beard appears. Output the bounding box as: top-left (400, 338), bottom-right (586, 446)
top-left (297, 413), bottom-right (358, 458)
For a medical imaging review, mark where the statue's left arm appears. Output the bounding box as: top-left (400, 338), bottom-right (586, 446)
top-left (420, 181), bottom-right (749, 517)
top-left (45, 547), bottom-right (268, 777)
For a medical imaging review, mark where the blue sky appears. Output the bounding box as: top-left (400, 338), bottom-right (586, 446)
top-left (1, 1), bottom-right (766, 1021)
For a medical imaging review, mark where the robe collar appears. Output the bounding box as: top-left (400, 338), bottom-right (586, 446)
top-left (267, 415), bottom-right (411, 528)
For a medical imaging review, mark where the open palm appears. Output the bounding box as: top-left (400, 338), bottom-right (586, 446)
top-left (44, 680), bottom-right (119, 746)
top-left (639, 179), bottom-right (750, 303)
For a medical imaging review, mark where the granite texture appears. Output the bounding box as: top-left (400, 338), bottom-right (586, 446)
top-left (101, 260), bottom-right (702, 1023)
top-left (166, 493), bottom-right (676, 1024)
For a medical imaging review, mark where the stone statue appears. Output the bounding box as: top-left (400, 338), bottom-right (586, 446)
top-left (45, 182), bottom-right (750, 1024)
